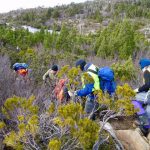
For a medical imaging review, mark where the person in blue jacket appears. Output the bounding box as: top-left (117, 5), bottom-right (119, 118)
top-left (68, 59), bottom-right (100, 119)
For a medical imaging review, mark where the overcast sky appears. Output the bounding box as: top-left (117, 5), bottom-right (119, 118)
top-left (0, 0), bottom-right (89, 13)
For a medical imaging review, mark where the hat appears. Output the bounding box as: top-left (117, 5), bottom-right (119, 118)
top-left (139, 58), bottom-right (150, 70)
top-left (75, 59), bottom-right (86, 71)
top-left (51, 65), bottom-right (58, 71)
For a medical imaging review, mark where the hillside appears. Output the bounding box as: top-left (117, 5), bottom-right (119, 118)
top-left (0, 0), bottom-right (150, 35)
top-left (0, 0), bottom-right (150, 149)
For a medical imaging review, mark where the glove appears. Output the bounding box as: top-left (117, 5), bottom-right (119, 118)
top-left (134, 88), bottom-right (139, 93)
top-left (68, 91), bottom-right (77, 97)
top-left (68, 91), bottom-right (74, 97)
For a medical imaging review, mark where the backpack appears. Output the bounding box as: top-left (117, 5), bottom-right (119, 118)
top-left (54, 79), bottom-right (70, 103)
top-left (13, 63), bottom-right (29, 71)
top-left (132, 100), bottom-right (150, 129)
top-left (17, 69), bottom-right (28, 77)
top-left (98, 67), bottom-right (116, 95)
top-left (88, 66), bottom-right (116, 95)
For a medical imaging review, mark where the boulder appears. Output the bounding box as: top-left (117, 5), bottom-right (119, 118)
top-left (147, 132), bottom-right (150, 144)
top-left (116, 130), bottom-right (150, 150)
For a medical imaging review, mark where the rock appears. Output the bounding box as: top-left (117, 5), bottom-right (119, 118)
top-left (116, 129), bottom-right (150, 150)
top-left (147, 132), bottom-right (150, 144)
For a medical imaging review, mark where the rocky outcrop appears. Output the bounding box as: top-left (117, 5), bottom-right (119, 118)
top-left (116, 130), bottom-right (150, 150)
top-left (147, 133), bottom-right (150, 144)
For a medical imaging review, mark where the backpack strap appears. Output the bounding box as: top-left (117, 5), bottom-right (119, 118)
top-left (87, 67), bottom-right (99, 75)
top-left (87, 69), bottom-right (97, 75)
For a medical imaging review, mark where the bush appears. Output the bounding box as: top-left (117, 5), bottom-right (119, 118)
top-left (111, 57), bottom-right (137, 82)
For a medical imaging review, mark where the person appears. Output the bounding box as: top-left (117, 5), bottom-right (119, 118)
top-left (134, 58), bottom-right (150, 136)
top-left (68, 59), bottom-right (100, 120)
top-left (134, 58), bottom-right (150, 100)
top-left (43, 65), bottom-right (58, 87)
top-left (13, 63), bottom-right (29, 77)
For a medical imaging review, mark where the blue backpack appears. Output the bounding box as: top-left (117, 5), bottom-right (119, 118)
top-left (98, 67), bottom-right (116, 95)
top-left (13, 63), bottom-right (29, 71)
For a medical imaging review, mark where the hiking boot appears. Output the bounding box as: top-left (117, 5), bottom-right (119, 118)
top-left (89, 113), bottom-right (96, 120)
top-left (140, 126), bottom-right (149, 137)
top-left (136, 126), bottom-right (149, 137)
top-left (135, 128), bottom-right (149, 142)
top-left (136, 127), bottom-right (143, 135)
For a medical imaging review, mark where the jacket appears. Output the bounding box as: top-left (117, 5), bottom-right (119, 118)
top-left (76, 63), bottom-right (100, 99)
top-left (43, 69), bottom-right (56, 81)
top-left (138, 66), bottom-right (150, 92)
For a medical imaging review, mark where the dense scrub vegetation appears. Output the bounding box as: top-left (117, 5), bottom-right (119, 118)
top-left (0, 60), bottom-right (137, 149)
top-left (0, 0), bottom-right (150, 149)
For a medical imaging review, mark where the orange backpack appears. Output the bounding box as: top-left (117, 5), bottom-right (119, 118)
top-left (17, 69), bottom-right (28, 77)
top-left (54, 79), bottom-right (67, 103)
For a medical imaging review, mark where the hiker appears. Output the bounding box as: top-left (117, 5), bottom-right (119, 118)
top-left (134, 58), bottom-right (150, 136)
top-left (68, 59), bottom-right (116, 119)
top-left (13, 63), bottom-right (29, 77)
top-left (134, 58), bottom-right (150, 101)
top-left (54, 78), bottom-right (70, 104)
top-left (68, 59), bottom-right (101, 119)
top-left (43, 65), bottom-right (58, 86)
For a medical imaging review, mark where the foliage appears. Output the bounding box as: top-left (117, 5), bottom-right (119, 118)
top-left (53, 102), bottom-right (99, 149)
top-left (57, 65), bottom-right (81, 92)
top-left (2, 96), bottom-right (39, 149)
top-left (0, 25), bottom-right (90, 60)
top-left (74, 118), bottom-right (99, 149)
top-left (46, 7), bottom-right (54, 18)
top-left (1, 95), bottom-right (100, 149)
top-left (115, 84), bottom-right (137, 115)
top-left (0, 64), bottom-right (139, 149)
top-left (1, 1), bottom-right (150, 149)
top-left (2, 0), bottom-right (150, 31)
top-left (56, 24), bottom-right (87, 55)
top-left (48, 138), bottom-right (61, 150)
top-left (96, 83), bottom-right (137, 116)
top-left (111, 57), bottom-right (137, 82)
top-left (88, 10), bottom-right (103, 22)
top-left (0, 17), bottom-right (149, 63)
top-left (52, 9), bottom-right (61, 18)
top-left (0, 121), bottom-right (5, 129)
top-left (65, 2), bottom-right (83, 17)
top-left (95, 20), bottom-right (146, 59)
top-left (114, 1), bottom-right (150, 19)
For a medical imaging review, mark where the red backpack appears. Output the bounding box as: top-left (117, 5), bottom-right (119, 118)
top-left (54, 79), bottom-right (68, 103)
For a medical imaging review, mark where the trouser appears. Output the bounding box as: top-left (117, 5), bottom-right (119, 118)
top-left (135, 92), bottom-right (150, 118)
top-left (133, 92), bottom-right (150, 129)
top-left (136, 92), bottom-right (147, 103)
top-left (84, 97), bottom-right (107, 120)
top-left (63, 87), bottom-right (70, 102)
top-left (84, 97), bottom-right (99, 114)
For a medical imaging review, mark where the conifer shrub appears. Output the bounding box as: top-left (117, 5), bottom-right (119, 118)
top-left (111, 57), bottom-right (137, 83)
top-left (0, 66), bottom-right (138, 149)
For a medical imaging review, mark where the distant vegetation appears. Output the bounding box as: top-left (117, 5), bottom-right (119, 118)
top-left (0, 0), bottom-right (149, 82)
top-left (0, 0), bottom-right (149, 84)
top-left (1, 0), bottom-right (150, 29)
